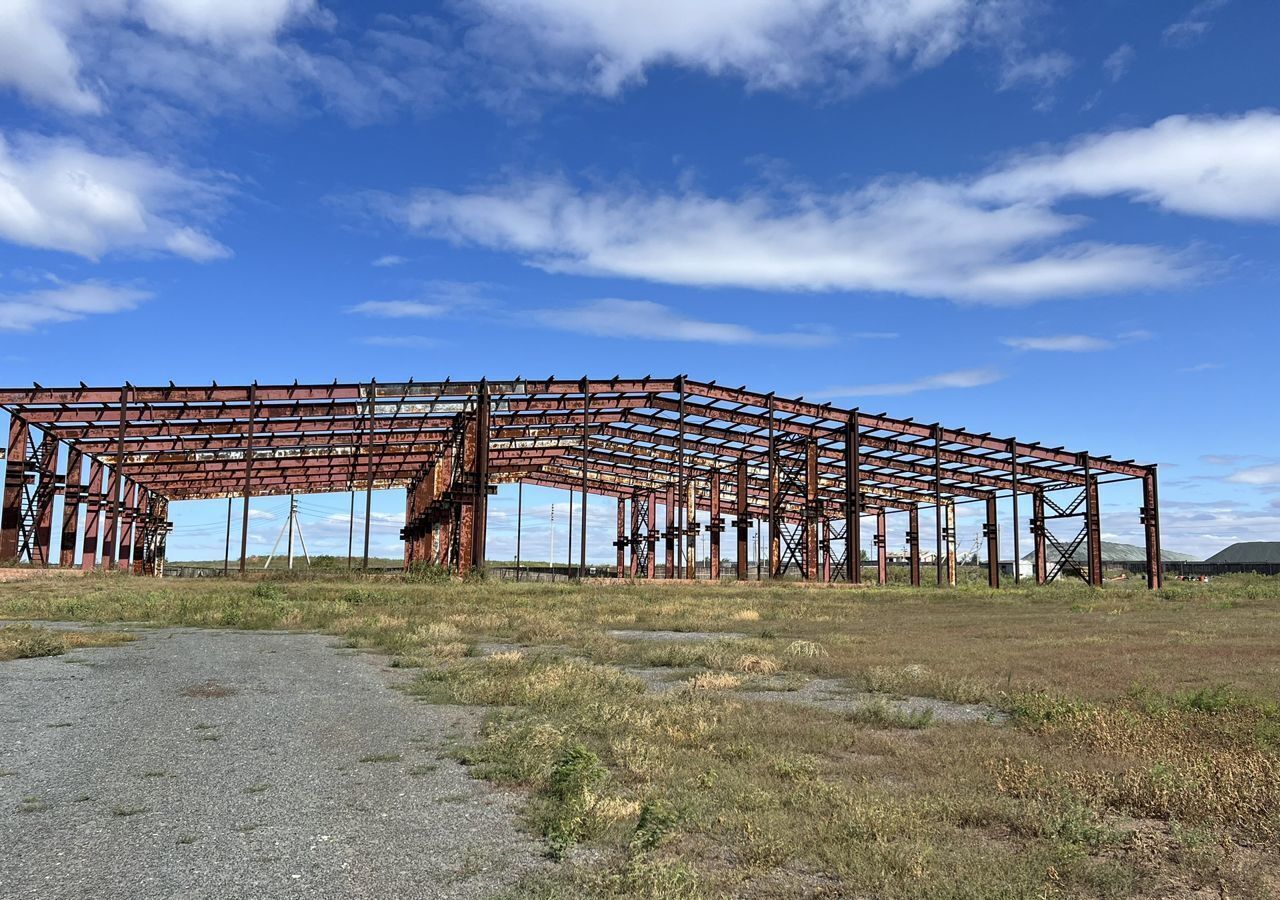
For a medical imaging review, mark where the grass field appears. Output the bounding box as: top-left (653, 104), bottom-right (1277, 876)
top-left (2, 572), bottom-right (1278, 899)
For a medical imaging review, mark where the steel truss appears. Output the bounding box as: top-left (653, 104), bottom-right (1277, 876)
top-left (0, 377), bottom-right (1162, 587)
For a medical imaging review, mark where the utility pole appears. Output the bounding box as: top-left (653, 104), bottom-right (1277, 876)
top-left (286, 494), bottom-right (295, 570)
top-left (264, 495), bottom-right (310, 570)
top-left (549, 502), bottom-right (555, 582)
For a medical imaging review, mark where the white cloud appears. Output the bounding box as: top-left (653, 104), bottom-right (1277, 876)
top-left (1002, 334), bottom-right (1112, 352)
top-left (0, 0), bottom-right (323, 114)
top-left (372, 254), bottom-right (408, 267)
top-left (1180, 361), bottom-right (1222, 373)
top-left (0, 132), bottom-right (229, 260)
top-left (0, 0), bottom-right (103, 114)
top-left (1163, 0), bottom-right (1228, 47)
top-left (531, 298), bottom-right (833, 346)
top-left (0, 281), bottom-right (150, 331)
top-left (465, 0), bottom-right (1037, 95)
top-left (389, 177), bottom-right (1184, 304)
top-left (131, 0), bottom-right (321, 45)
top-left (1103, 44), bottom-right (1134, 82)
top-left (1227, 464), bottom-right (1280, 486)
top-left (973, 110), bottom-right (1280, 221)
top-left (816, 367), bottom-right (1003, 398)
top-left (384, 110), bottom-right (1280, 303)
top-left (347, 300), bottom-right (448, 318)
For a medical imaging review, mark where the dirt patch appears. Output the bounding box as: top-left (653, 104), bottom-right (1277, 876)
top-left (180, 680), bottom-right (235, 699)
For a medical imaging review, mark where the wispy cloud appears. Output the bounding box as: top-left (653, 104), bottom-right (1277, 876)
top-left (1002, 334), bottom-right (1112, 352)
top-left (379, 110), bottom-right (1280, 304)
top-left (816, 367), bottom-right (1003, 399)
top-left (530, 298), bottom-right (833, 347)
top-left (0, 281), bottom-right (150, 331)
top-left (1226, 463), bottom-right (1280, 486)
top-left (1180, 361), bottom-right (1223, 373)
top-left (372, 254), bottom-right (408, 267)
top-left (1163, 0), bottom-right (1229, 47)
top-left (346, 280), bottom-right (492, 320)
top-left (348, 300), bottom-right (447, 318)
top-left (1001, 330), bottom-right (1150, 352)
top-left (1103, 44), bottom-right (1135, 82)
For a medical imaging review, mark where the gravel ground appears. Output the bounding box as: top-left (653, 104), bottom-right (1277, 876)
top-left (0, 627), bottom-right (543, 900)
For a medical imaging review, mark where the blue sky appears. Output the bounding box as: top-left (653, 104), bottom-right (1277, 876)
top-left (1, 0), bottom-right (1278, 562)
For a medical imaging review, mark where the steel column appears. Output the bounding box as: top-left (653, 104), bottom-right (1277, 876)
top-left (676, 375), bottom-right (686, 578)
top-left (734, 459), bottom-right (749, 581)
top-left (615, 497), bottom-right (626, 578)
top-left (473, 381), bottom-right (491, 573)
top-left (767, 393), bottom-right (778, 579)
top-left (81, 459), bottom-right (104, 569)
top-left (907, 506), bottom-right (921, 587)
top-left (118, 481), bottom-right (137, 572)
top-left (628, 490), bottom-right (641, 578)
top-left (933, 424), bottom-right (944, 587)
top-left (821, 518), bottom-right (831, 582)
top-left (1032, 490), bottom-right (1047, 584)
top-left (1142, 468), bottom-right (1162, 590)
top-left (845, 414), bottom-right (861, 584)
top-left (708, 470), bottom-right (722, 581)
top-left (579, 378), bottom-right (589, 579)
top-left (361, 382), bottom-right (374, 572)
top-left (34, 431), bottom-right (59, 565)
top-left (645, 491), bottom-right (657, 579)
top-left (875, 509), bottom-right (888, 585)
top-left (240, 383), bottom-right (256, 574)
top-left (1009, 439), bottom-right (1021, 584)
top-left (945, 501), bottom-right (958, 587)
top-left (60, 446), bottom-right (84, 567)
top-left (101, 465), bottom-right (119, 569)
top-left (0, 416), bottom-right (28, 561)
top-left (804, 439), bottom-right (819, 581)
top-left (664, 484), bottom-right (675, 578)
top-left (685, 481), bottom-right (697, 579)
top-left (1084, 474), bottom-right (1103, 586)
top-left (984, 495), bottom-right (1000, 588)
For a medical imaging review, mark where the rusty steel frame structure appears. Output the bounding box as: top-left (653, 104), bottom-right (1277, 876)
top-left (0, 377), bottom-right (1164, 588)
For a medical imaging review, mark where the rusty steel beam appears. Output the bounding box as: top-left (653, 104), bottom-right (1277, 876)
top-left (60, 446), bottom-right (83, 567)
